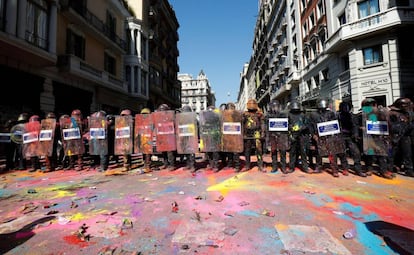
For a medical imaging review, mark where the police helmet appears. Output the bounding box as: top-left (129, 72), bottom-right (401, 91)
top-left (17, 113), bottom-right (29, 122)
top-left (29, 115), bottom-right (40, 122)
top-left (393, 97), bottom-right (412, 111)
top-left (361, 98), bottom-right (376, 107)
top-left (71, 109), bottom-right (82, 117)
top-left (317, 99), bottom-right (328, 109)
top-left (157, 104), bottom-right (170, 111)
top-left (227, 102), bottom-right (236, 110)
top-left (181, 105), bottom-right (192, 112)
top-left (94, 110), bottom-right (106, 118)
top-left (46, 112), bottom-right (56, 119)
top-left (120, 109), bottom-right (131, 116)
top-left (246, 98), bottom-right (258, 111)
top-left (207, 105), bottom-right (215, 111)
top-left (268, 99), bottom-right (280, 113)
top-left (289, 101), bottom-right (301, 112)
top-left (140, 108), bottom-right (151, 114)
top-left (339, 101), bottom-right (352, 113)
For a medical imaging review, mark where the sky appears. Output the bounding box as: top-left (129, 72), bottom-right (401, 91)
top-left (168, 0), bottom-right (259, 106)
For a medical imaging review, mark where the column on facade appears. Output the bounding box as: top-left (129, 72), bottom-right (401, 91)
top-left (129, 28), bottom-right (135, 55)
top-left (17, 0), bottom-right (27, 39)
top-left (6, 0), bottom-right (18, 35)
top-left (48, 0), bottom-right (57, 54)
top-left (136, 29), bottom-right (142, 94)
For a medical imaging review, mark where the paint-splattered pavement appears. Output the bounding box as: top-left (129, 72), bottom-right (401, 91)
top-left (0, 160), bottom-right (413, 255)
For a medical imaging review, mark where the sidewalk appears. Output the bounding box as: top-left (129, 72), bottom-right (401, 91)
top-left (0, 159), bottom-right (413, 254)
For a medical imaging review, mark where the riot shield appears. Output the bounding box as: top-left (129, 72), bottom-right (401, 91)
top-left (88, 116), bottom-right (108, 156)
top-left (153, 110), bottom-right (176, 152)
top-left (362, 108), bottom-right (390, 156)
top-left (175, 111), bottom-right (198, 154)
top-left (267, 115), bottom-right (289, 151)
top-left (221, 109), bottom-right (243, 153)
top-left (22, 121), bottom-right (41, 158)
top-left (134, 113), bottom-right (154, 154)
top-left (316, 119), bottom-right (345, 156)
top-left (38, 118), bottom-right (56, 157)
top-left (114, 115), bottom-right (134, 155)
top-left (199, 110), bottom-right (222, 152)
top-left (10, 123), bottom-right (25, 145)
top-left (60, 116), bottom-right (85, 156)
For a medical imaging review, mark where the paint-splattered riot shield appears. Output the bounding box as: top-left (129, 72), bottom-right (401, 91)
top-left (134, 113), bottom-right (154, 154)
top-left (362, 108), bottom-right (390, 156)
top-left (23, 121), bottom-right (41, 158)
top-left (114, 115), bottom-right (134, 155)
top-left (88, 116), bottom-right (108, 156)
top-left (199, 110), bottom-right (222, 153)
top-left (266, 114), bottom-right (290, 152)
top-left (10, 123), bottom-right (25, 145)
top-left (38, 118), bottom-right (56, 157)
top-left (221, 109), bottom-right (243, 153)
top-left (316, 119), bottom-right (346, 156)
top-left (153, 110), bottom-right (176, 153)
top-left (175, 111), bottom-right (199, 154)
top-left (60, 116), bottom-right (85, 156)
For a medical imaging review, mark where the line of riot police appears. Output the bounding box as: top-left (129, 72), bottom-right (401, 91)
top-left (0, 96), bottom-right (413, 179)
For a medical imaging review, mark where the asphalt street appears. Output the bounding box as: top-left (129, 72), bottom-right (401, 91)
top-left (0, 155), bottom-right (413, 255)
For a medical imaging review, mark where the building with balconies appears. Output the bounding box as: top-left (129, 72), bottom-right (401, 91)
top-left (147, 0), bottom-right (180, 111)
top-left (0, 0), bottom-right (179, 122)
top-left (179, 70), bottom-right (216, 113)
top-left (247, 0), bottom-right (414, 113)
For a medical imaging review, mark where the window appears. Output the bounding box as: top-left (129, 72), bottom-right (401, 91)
top-left (358, 0), bottom-right (379, 19)
top-left (66, 29), bottom-right (85, 59)
top-left (141, 35), bottom-right (147, 60)
top-left (0, 0), bottom-right (6, 31)
top-left (317, 1), bottom-right (325, 17)
top-left (338, 13), bottom-right (346, 25)
top-left (104, 53), bottom-right (116, 75)
top-left (309, 12), bottom-right (315, 29)
top-left (26, 0), bottom-right (49, 49)
top-left (363, 45), bottom-right (382, 65)
top-left (106, 10), bottom-right (117, 39)
top-left (395, 0), bottom-right (409, 6)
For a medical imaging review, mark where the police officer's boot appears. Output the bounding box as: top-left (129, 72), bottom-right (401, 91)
top-left (258, 161), bottom-right (266, 173)
top-left (271, 154), bottom-right (278, 173)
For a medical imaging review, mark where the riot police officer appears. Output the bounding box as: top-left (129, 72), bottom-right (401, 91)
top-left (358, 98), bottom-right (393, 179)
top-left (242, 99), bottom-right (265, 172)
top-left (155, 103), bottom-right (177, 170)
top-left (288, 102), bottom-right (311, 174)
top-left (176, 105), bottom-right (198, 172)
top-left (14, 113), bottom-right (29, 170)
top-left (309, 99), bottom-right (349, 177)
top-left (201, 105), bottom-right (221, 172)
top-left (338, 101), bottom-right (367, 177)
top-left (389, 97), bottom-right (413, 177)
top-left (265, 99), bottom-right (290, 173)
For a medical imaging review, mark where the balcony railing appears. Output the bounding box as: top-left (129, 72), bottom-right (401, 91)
top-left (58, 54), bottom-right (126, 90)
top-left (325, 7), bottom-right (414, 52)
top-left (60, 0), bottom-right (126, 51)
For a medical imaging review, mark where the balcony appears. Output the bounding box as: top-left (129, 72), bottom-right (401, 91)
top-left (60, 0), bottom-right (126, 52)
top-left (270, 83), bottom-right (291, 100)
top-left (325, 7), bottom-right (414, 53)
top-left (57, 54), bottom-right (126, 91)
